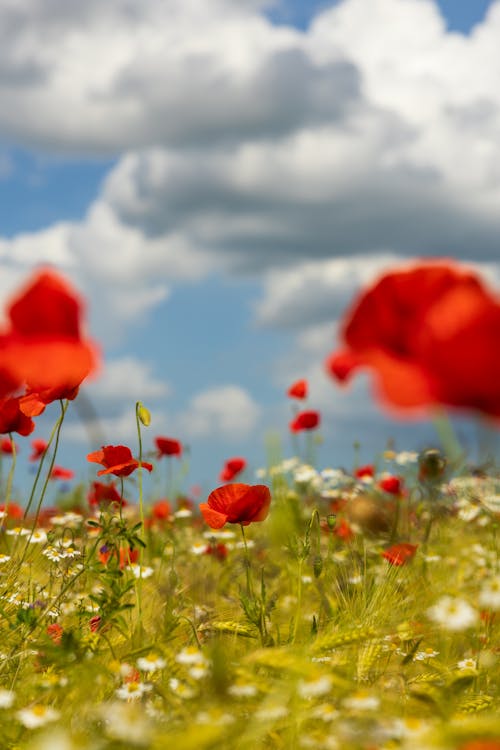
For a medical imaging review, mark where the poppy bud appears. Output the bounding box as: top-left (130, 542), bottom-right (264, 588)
top-left (327, 513), bottom-right (337, 530)
top-left (137, 402), bottom-right (151, 427)
top-left (418, 449), bottom-right (446, 483)
top-left (313, 555), bottom-right (323, 578)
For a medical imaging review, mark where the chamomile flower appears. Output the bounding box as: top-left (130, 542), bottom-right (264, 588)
top-left (457, 658), bottom-right (477, 670)
top-left (0, 554), bottom-right (11, 564)
top-left (101, 701), bottom-right (152, 746)
top-left (297, 675), bottom-right (332, 699)
top-left (136, 653), bottom-right (166, 672)
top-left (175, 646), bottom-right (207, 666)
top-left (342, 692), bottom-right (380, 711)
top-left (478, 575), bottom-right (500, 611)
top-left (427, 596), bottom-right (478, 631)
top-left (115, 681), bottom-right (152, 701)
top-left (228, 682), bottom-right (258, 698)
top-left (127, 564), bottom-right (154, 579)
top-left (0, 689), bottom-right (15, 708)
top-left (413, 648), bottom-right (439, 661)
top-left (16, 705), bottom-right (60, 728)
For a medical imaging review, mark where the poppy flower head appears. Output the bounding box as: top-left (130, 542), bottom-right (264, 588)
top-left (0, 396), bottom-right (35, 436)
top-left (382, 543), bottom-right (418, 566)
top-left (3, 269), bottom-right (99, 400)
top-left (50, 466), bottom-right (74, 481)
top-left (88, 481), bottom-right (124, 508)
top-left (287, 379), bottom-right (308, 399)
top-left (155, 436), bottom-right (182, 458)
top-left (151, 499), bottom-right (172, 520)
top-left (289, 410), bottom-right (320, 432)
top-left (326, 259), bottom-right (500, 417)
top-left (0, 437), bottom-right (17, 455)
top-left (87, 444), bottom-right (153, 477)
top-left (378, 474), bottom-right (403, 496)
top-left (219, 456), bottom-right (247, 482)
top-left (200, 483), bottom-right (271, 529)
top-left (29, 439), bottom-right (48, 462)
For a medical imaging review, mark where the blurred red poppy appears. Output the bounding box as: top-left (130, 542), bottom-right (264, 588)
top-left (29, 439), bottom-right (48, 462)
top-left (47, 623), bottom-right (63, 645)
top-left (0, 437), bottom-right (17, 455)
top-left (1, 269), bottom-right (99, 407)
top-left (200, 483), bottom-right (271, 529)
top-left (287, 379), bottom-right (308, 399)
top-left (151, 499), bottom-right (172, 520)
top-left (50, 466), bottom-right (74, 481)
top-left (219, 456), bottom-right (247, 482)
top-left (382, 543), bottom-right (418, 566)
top-left (155, 436), bottom-right (182, 458)
top-left (289, 410), bottom-right (320, 432)
top-left (204, 542), bottom-right (229, 561)
top-left (0, 396), bottom-right (35, 436)
top-left (88, 481), bottom-right (125, 508)
top-left (354, 464), bottom-right (374, 480)
top-left (459, 742), bottom-right (500, 750)
top-left (0, 501), bottom-right (23, 519)
top-left (87, 445), bottom-right (153, 477)
top-left (378, 475), bottom-right (403, 496)
top-left (326, 260), bottom-right (500, 418)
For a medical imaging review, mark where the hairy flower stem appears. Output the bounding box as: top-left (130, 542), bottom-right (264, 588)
top-left (1, 434), bottom-right (17, 527)
top-left (135, 402), bottom-right (146, 633)
top-left (240, 524), bottom-right (254, 599)
top-left (19, 400), bottom-right (68, 564)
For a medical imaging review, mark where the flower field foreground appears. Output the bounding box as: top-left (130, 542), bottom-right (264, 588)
top-left (0, 262), bottom-right (498, 750)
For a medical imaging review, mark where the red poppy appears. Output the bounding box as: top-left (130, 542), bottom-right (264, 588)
top-left (87, 481), bottom-right (125, 508)
top-left (204, 542), bottom-right (229, 561)
top-left (47, 623), bottom-right (63, 645)
top-left (50, 466), bottom-right (74, 481)
top-left (333, 518), bottom-right (355, 542)
top-left (99, 545), bottom-right (139, 568)
top-left (219, 456), bottom-right (247, 482)
top-left (29, 439), bottom-right (48, 462)
top-left (200, 483), bottom-right (271, 529)
top-left (2, 269), bottom-right (99, 405)
top-left (89, 615), bottom-right (102, 633)
top-left (354, 464), bottom-right (375, 480)
top-left (155, 436), bottom-right (182, 458)
top-left (458, 742), bottom-right (500, 750)
top-left (0, 502), bottom-right (23, 520)
top-left (287, 379), bottom-right (308, 399)
top-left (378, 475), bottom-right (403, 496)
top-left (0, 437), bottom-right (17, 455)
top-left (151, 499), bottom-right (172, 520)
top-left (382, 543), bottom-right (418, 566)
top-left (87, 445), bottom-right (153, 477)
top-left (326, 260), bottom-right (500, 417)
top-left (0, 396), bottom-right (35, 436)
top-left (289, 410), bottom-right (320, 432)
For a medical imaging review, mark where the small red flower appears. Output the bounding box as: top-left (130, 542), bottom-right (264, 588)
top-left (382, 543), bottom-right (418, 566)
top-left (87, 481), bottom-right (125, 508)
top-left (334, 518), bottom-right (355, 542)
top-left (89, 615), bottom-right (102, 633)
top-left (458, 742), bottom-right (500, 750)
top-left (289, 410), bottom-right (320, 432)
top-left (47, 623), bottom-right (63, 645)
top-left (378, 475), bottom-right (403, 495)
top-left (0, 437), bottom-right (17, 455)
top-left (0, 395), bottom-right (35, 436)
top-left (29, 438), bottom-right (48, 462)
top-left (50, 466), bottom-right (74, 481)
top-left (219, 457), bottom-right (247, 482)
top-left (87, 445), bottom-right (153, 477)
top-left (0, 502), bottom-right (23, 520)
top-left (200, 483), bottom-right (271, 529)
top-left (287, 379), bottom-right (308, 399)
top-left (204, 542), bottom-right (229, 561)
top-left (155, 436), bottom-right (182, 458)
top-left (151, 499), bottom-right (172, 520)
top-left (354, 464), bottom-right (374, 480)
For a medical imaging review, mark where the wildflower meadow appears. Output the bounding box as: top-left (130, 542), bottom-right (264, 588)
top-left (0, 260), bottom-right (498, 750)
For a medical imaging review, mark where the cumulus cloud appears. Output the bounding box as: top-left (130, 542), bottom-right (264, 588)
top-left (176, 385), bottom-right (262, 439)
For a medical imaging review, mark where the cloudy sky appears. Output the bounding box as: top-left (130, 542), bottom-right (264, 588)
top-left (1, 0), bottom-right (499, 500)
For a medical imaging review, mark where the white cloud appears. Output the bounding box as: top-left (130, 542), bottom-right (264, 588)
top-left (176, 385), bottom-right (261, 439)
top-left (87, 356), bottom-right (170, 401)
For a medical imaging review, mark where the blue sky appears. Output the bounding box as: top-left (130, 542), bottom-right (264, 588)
top-left (0, 0), bottom-right (498, 504)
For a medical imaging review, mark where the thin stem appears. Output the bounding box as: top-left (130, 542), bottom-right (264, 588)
top-left (240, 524), bottom-right (254, 599)
top-left (2, 434), bottom-right (17, 527)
